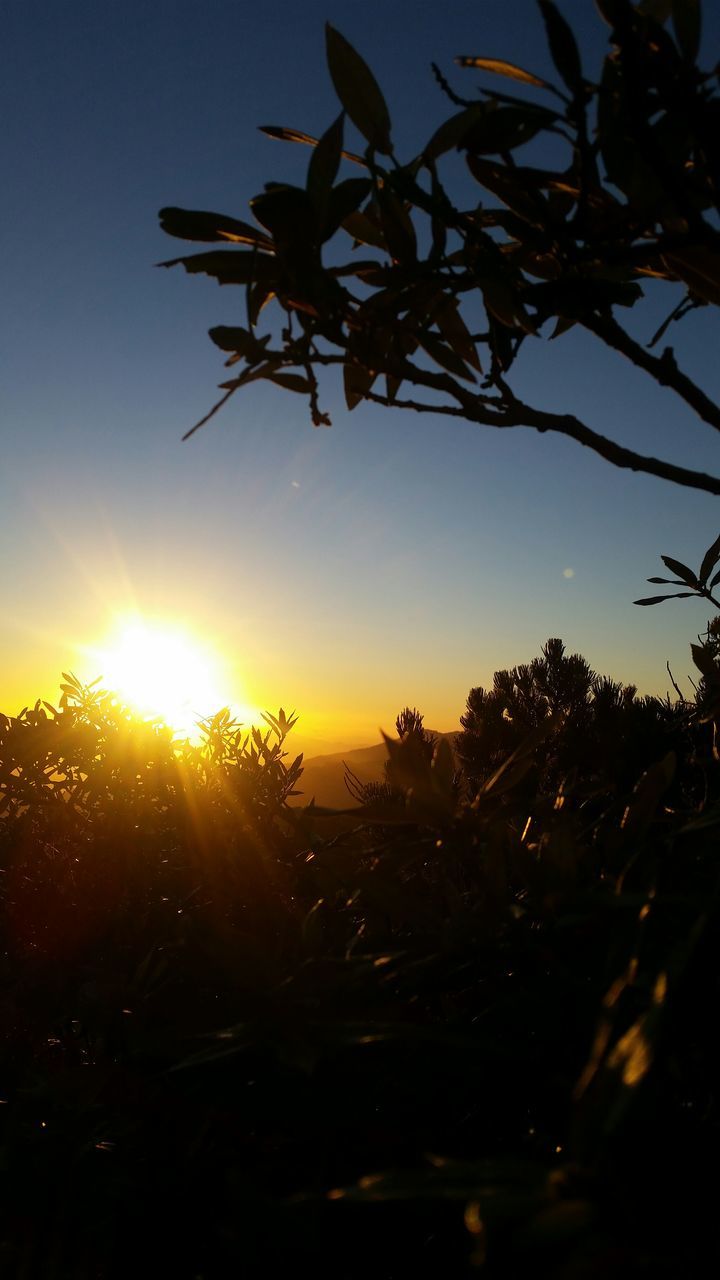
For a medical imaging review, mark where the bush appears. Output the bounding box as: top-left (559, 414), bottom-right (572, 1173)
top-left (2, 654), bottom-right (719, 1276)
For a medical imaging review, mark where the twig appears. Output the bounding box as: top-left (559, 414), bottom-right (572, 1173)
top-left (581, 313), bottom-right (720, 434)
top-left (431, 62), bottom-right (473, 109)
top-left (182, 384), bottom-right (239, 441)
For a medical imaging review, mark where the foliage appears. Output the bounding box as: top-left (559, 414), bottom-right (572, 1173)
top-left (160, 0), bottom-right (720, 495)
top-left (634, 529), bottom-right (720, 607)
top-left (2, 650), bottom-right (720, 1276)
top-left (457, 636), bottom-right (691, 798)
top-left (344, 704), bottom-right (438, 806)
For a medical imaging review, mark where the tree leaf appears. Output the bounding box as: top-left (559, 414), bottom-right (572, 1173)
top-left (308, 113), bottom-right (344, 212)
top-left (663, 248), bottom-right (720, 306)
top-left (250, 185), bottom-right (318, 247)
top-left (325, 24), bottom-right (392, 154)
top-left (377, 188), bottom-right (417, 263)
top-left (633, 593), bottom-right (696, 605)
top-left (208, 325), bottom-right (264, 354)
top-left (462, 106), bottom-right (548, 155)
top-left (157, 250), bottom-right (276, 288)
top-left (341, 209), bottom-right (387, 251)
top-left (699, 534), bottom-right (720, 586)
top-left (550, 315), bottom-right (576, 339)
top-left (416, 331), bottom-right (475, 381)
top-left (466, 155), bottom-right (548, 224)
top-left (260, 123), bottom-right (367, 167)
top-left (710, 567), bottom-right (720, 590)
top-left (435, 299), bottom-right (482, 371)
top-left (455, 56), bottom-right (552, 90)
top-left (660, 555), bottom-right (698, 587)
top-left (158, 207), bottom-right (274, 251)
top-left (268, 372), bottom-right (313, 393)
top-left (423, 104), bottom-right (488, 162)
top-left (344, 362), bottom-right (377, 409)
top-left (322, 177), bottom-right (373, 241)
top-left (672, 0), bottom-right (701, 61)
top-left (691, 643), bottom-right (718, 677)
top-left (647, 576), bottom-right (685, 585)
top-left (248, 282), bottom-right (275, 325)
top-left (480, 276), bottom-right (536, 334)
top-left (537, 0), bottom-right (583, 93)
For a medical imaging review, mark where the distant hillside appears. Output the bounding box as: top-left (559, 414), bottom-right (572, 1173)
top-left (295, 731), bottom-right (458, 809)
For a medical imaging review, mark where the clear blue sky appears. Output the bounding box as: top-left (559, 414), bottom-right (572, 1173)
top-left (2, 0), bottom-right (719, 749)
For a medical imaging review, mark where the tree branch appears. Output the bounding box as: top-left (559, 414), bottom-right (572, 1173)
top-left (367, 385), bottom-right (720, 496)
top-left (188, 347), bottom-right (720, 495)
top-left (182, 384), bottom-right (239, 441)
top-left (581, 313), bottom-right (720, 433)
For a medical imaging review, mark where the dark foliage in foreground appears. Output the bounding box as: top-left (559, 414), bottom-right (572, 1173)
top-left (457, 637), bottom-right (692, 799)
top-left (2, 644), bottom-right (719, 1278)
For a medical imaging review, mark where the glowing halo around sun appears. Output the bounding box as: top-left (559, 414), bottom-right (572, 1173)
top-left (94, 617), bottom-right (233, 739)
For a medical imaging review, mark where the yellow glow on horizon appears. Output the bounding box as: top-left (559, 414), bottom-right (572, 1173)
top-left (93, 617), bottom-right (248, 739)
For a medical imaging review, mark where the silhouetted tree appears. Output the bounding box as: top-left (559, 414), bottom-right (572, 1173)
top-left (457, 637), bottom-right (680, 795)
top-left (344, 705), bottom-right (437, 804)
top-left (160, 0), bottom-right (720, 496)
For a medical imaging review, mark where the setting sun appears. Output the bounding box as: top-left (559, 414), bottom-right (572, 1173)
top-left (95, 617), bottom-right (228, 737)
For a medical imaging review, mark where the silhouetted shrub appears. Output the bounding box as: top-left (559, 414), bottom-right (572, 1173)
top-left (2, 657), bottom-right (718, 1276)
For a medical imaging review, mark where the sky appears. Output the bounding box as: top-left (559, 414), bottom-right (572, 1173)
top-left (2, 0), bottom-right (719, 753)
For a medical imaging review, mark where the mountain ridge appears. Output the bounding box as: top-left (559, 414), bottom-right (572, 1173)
top-left (294, 730), bottom-right (458, 808)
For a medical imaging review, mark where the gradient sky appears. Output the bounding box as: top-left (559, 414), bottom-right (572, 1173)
top-left (2, 0), bottom-right (719, 752)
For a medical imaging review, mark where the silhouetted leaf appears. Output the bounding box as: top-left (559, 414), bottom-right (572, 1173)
top-left (455, 55), bottom-right (552, 89)
top-left (660, 555), bottom-right (698, 587)
top-left (208, 325), bottom-right (267, 355)
top-left (633, 593), bottom-right (696, 604)
top-left (543, 312), bottom-right (572, 339)
top-left (466, 155), bottom-right (548, 224)
top-left (159, 207), bottom-right (274, 250)
top-left (377, 188), bottom-right (417, 263)
top-left (308, 113), bottom-right (344, 211)
top-left (417, 331), bottom-right (475, 381)
top-left (248, 281), bottom-right (275, 325)
top-left (344, 362), bottom-right (377, 409)
top-left (323, 177), bottom-right (373, 240)
top-left (691, 643), bottom-right (718, 677)
top-left (435, 299), bottom-right (482, 371)
top-left (423, 104), bottom-right (488, 162)
top-left (158, 250), bottom-right (276, 288)
top-left (268, 372), bottom-right (313, 393)
top-left (699, 534), bottom-right (720, 585)
top-left (480, 276), bottom-right (536, 334)
top-left (537, 0), bottom-right (583, 93)
top-left (341, 209), bottom-right (388, 250)
top-left (326, 24), bottom-right (392, 154)
top-left (260, 123), bottom-right (367, 166)
top-left (463, 105), bottom-right (548, 154)
top-left (663, 248), bottom-right (720, 306)
top-left (250, 185), bottom-right (318, 247)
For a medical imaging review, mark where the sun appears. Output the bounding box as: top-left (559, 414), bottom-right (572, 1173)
top-left (95, 617), bottom-right (229, 738)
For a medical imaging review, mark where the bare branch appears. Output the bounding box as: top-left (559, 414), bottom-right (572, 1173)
top-left (581, 313), bottom-right (720, 434)
top-left (367, 384), bottom-right (720, 495)
top-left (182, 384), bottom-right (239, 441)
